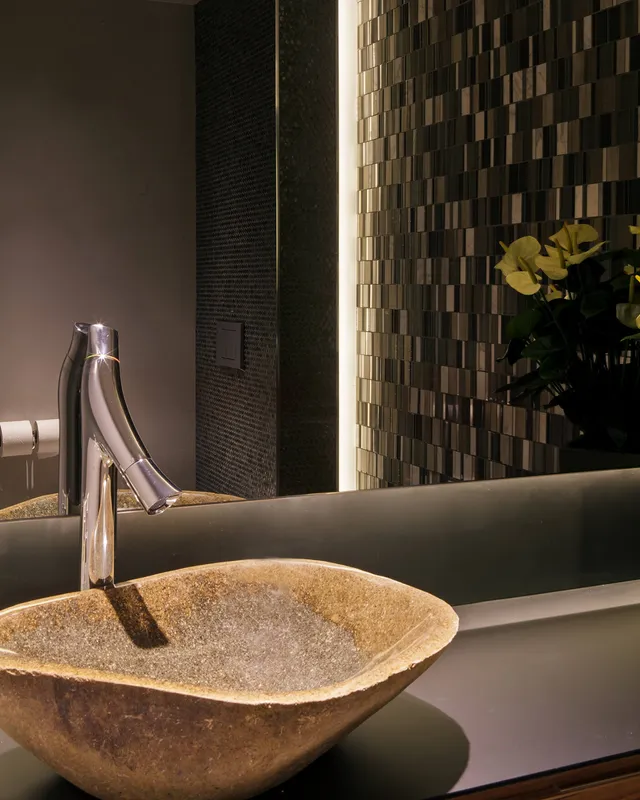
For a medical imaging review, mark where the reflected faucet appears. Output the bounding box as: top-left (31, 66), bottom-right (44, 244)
top-left (58, 323), bottom-right (181, 591)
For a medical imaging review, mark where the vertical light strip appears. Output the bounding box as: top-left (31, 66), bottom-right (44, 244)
top-left (275, 0), bottom-right (281, 495)
top-left (338, 0), bottom-right (358, 491)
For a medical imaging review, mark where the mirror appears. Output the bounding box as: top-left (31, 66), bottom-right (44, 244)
top-left (2, 0), bottom-right (638, 521)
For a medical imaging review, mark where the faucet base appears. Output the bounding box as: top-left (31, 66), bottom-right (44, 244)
top-left (81, 441), bottom-right (117, 591)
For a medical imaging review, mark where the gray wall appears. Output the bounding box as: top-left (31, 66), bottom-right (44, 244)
top-left (0, 0), bottom-right (196, 507)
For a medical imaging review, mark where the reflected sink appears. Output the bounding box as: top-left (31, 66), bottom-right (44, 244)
top-left (0, 488), bottom-right (242, 520)
top-left (0, 559), bottom-right (458, 800)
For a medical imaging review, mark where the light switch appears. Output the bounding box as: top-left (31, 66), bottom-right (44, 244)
top-left (216, 321), bottom-right (244, 370)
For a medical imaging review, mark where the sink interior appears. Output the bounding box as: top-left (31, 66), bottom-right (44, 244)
top-left (5, 583), bottom-right (368, 694)
top-left (0, 559), bottom-right (456, 699)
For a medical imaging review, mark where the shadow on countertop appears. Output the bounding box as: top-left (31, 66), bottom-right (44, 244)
top-left (259, 693), bottom-right (469, 800)
top-left (0, 694), bottom-right (468, 800)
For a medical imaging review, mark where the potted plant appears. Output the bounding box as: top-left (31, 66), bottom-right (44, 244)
top-left (495, 222), bottom-right (640, 472)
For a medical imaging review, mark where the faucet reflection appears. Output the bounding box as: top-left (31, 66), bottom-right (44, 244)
top-left (58, 323), bottom-right (181, 590)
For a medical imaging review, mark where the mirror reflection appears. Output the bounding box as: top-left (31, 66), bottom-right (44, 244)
top-left (1, 0), bottom-right (198, 519)
top-left (2, 0), bottom-right (640, 523)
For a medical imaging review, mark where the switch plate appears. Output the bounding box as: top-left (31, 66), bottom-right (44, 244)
top-left (216, 321), bottom-right (244, 370)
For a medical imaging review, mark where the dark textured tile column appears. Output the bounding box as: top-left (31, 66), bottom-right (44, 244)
top-left (195, 0), bottom-right (338, 499)
top-left (356, 0), bottom-right (640, 488)
top-left (278, 0), bottom-right (338, 495)
top-left (195, 0), bottom-right (278, 500)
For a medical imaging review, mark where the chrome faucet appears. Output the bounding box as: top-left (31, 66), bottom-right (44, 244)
top-left (58, 323), bottom-right (181, 591)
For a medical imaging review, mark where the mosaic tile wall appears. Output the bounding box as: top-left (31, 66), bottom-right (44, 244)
top-left (356, 0), bottom-right (640, 488)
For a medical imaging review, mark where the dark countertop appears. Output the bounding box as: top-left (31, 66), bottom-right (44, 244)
top-left (2, 580), bottom-right (640, 800)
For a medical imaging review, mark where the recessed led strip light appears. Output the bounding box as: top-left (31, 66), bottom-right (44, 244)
top-left (338, 0), bottom-right (358, 491)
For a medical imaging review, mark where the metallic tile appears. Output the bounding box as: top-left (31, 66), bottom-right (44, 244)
top-left (356, 0), bottom-right (640, 488)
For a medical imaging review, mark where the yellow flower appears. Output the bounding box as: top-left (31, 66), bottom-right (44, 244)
top-left (616, 303), bottom-right (640, 329)
top-left (551, 223), bottom-right (598, 251)
top-left (623, 265), bottom-right (640, 302)
top-left (549, 222), bottom-right (605, 263)
top-left (623, 265), bottom-right (640, 282)
top-left (566, 242), bottom-right (607, 264)
top-left (546, 284), bottom-right (564, 301)
top-left (535, 245), bottom-right (569, 280)
top-left (630, 225), bottom-right (640, 236)
top-left (495, 236), bottom-right (542, 295)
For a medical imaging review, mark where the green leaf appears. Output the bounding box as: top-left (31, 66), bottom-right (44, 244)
top-left (565, 258), bottom-right (605, 294)
top-left (597, 248), bottom-right (627, 261)
top-left (510, 378), bottom-right (548, 401)
top-left (600, 247), bottom-right (640, 267)
top-left (551, 298), bottom-right (582, 329)
top-left (621, 332), bottom-right (640, 342)
top-left (580, 290), bottom-right (611, 319)
top-left (550, 298), bottom-right (569, 316)
top-left (539, 352), bottom-right (568, 381)
top-left (624, 249), bottom-right (640, 270)
top-left (495, 369), bottom-right (544, 395)
top-left (610, 274), bottom-right (630, 292)
top-left (506, 308), bottom-right (542, 340)
top-left (521, 336), bottom-right (563, 361)
top-left (498, 337), bottom-right (527, 365)
top-left (545, 391), bottom-right (570, 409)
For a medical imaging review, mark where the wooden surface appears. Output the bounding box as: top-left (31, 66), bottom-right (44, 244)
top-left (457, 752), bottom-right (640, 800)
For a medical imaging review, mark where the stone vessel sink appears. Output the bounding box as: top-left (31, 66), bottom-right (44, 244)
top-left (0, 489), bottom-right (241, 521)
top-left (0, 559), bottom-right (458, 800)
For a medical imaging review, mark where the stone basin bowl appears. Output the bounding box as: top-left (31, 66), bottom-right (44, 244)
top-left (0, 489), bottom-right (242, 521)
top-left (0, 559), bottom-right (458, 800)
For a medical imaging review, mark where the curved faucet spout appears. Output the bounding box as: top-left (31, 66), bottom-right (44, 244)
top-left (59, 323), bottom-right (181, 590)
